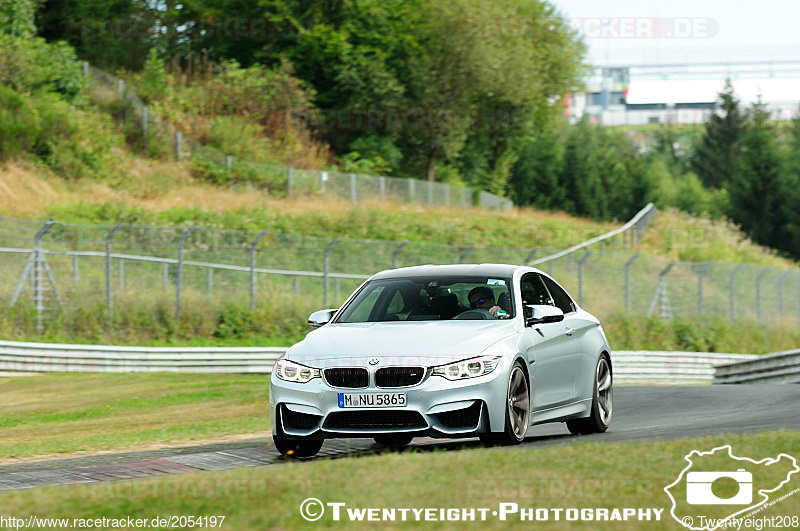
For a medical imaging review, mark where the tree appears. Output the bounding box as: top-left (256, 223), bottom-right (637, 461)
top-left (508, 120), bottom-right (566, 209)
top-left (726, 98), bottom-right (783, 249)
top-left (1, 0), bottom-right (36, 38)
top-left (692, 80), bottom-right (746, 189)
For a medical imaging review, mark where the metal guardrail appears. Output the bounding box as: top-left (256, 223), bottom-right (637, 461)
top-left (713, 349), bottom-right (800, 384)
top-left (529, 203), bottom-right (657, 266)
top-left (611, 351), bottom-right (756, 383)
top-left (0, 340), bottom-right (284, 374)
top-left (0, 341), bottom-right (758, 383)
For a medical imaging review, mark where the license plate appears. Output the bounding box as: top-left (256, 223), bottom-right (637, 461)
top-left (337, 392), bottom-right (406, 408)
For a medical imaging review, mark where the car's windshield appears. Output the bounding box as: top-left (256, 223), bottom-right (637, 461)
top-left (336, 275), bottom-right (514, 323)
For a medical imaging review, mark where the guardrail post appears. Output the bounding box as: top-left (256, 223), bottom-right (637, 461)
top-left (323, 238), bottom-right (340, 307)
top-left (525, 248), bottom-right (539, 265)
top-left (350, 173), bottom-right (357, 203)
top-left (249, 231), bottom-right (269, 312)
top-left (730, 264), bottom-right (745, 320)
top-left (176, 226), bottom-right (198, 321)
top-left (695, 262), bottom-right (712, 317)
top-left (105, 224), bottom-right (124, 318)
top-left (287, 166), bottom-right (293, 196)
top-left (778, 270), bottom-right (792, 315)
top-left (458, 245), bottom-right (475, 264)
top-left (577, 251), bottom-right (592, 307)
top-left (625, 253), bottom-right (640, 313)
top-left (392, 241), bottom-right (409, 269)
top-left (756, 268), bottom-right (770, 322)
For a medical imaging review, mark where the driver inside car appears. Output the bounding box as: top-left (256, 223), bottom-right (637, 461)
top-left (467, 286), bottom-right (504, 318)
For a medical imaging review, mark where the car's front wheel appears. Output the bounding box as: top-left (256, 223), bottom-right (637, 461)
top-left (481, 360), bottom-right (529, 445)
top-left (273, 436), bottom-right (324, 458)
top-left (566, 354), bottom-right (612, 435)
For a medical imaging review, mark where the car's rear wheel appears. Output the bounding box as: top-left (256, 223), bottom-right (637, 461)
top-left (273, 436), bottom-right (324, 458)
top-left (481, 360), bottom-right (529, 445)
top-left (374, 434), bottom-right (414, 447)
top-left (566, 354), bottom-right (612, 435)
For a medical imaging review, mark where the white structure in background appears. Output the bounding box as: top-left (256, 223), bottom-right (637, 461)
top-left (568, 53), bottom-right (800, 125)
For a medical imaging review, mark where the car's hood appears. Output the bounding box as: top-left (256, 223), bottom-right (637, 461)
top-left (286, 321), bottom-right (518, 368)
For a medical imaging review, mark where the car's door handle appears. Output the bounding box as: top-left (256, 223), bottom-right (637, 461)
top-left (565, 327), bottom-right (575, 336)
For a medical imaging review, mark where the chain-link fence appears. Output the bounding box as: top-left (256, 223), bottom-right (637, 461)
top-left (83, 63), bottom-right (513, 211)
top-left (2, 207), bottom-right (797, 339)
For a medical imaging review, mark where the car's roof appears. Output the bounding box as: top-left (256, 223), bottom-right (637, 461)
top-left (370, 263), bottom-right (525, 280)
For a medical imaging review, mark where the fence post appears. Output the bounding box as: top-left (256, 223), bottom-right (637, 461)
top-left (319, 171), bottom-right (327, 197)
top-left (729, 263), bottom-right (745, 320)
top-left (444, 183), bottom-right (450, 206)
top-left (117, 78), bottom-right (124, 99)
top-left (525, 248), bottom-right (539, 265)
top-left (458, 245), bottom-right (475, 264)
top-left (176, 226), bottom-right (198, 321)
top-left (207, 267), bottom-right (213, 295)
top-left (334, 278), bottom-right (340, 303)
top-left (105, 224), bottom-right (124, 318)
top-left (392, 241), bottom-right (409, 269)
top-left (249, 231), bottom-right (269, 312)
top-left (118, 258), bottom-right (124, 290)
top-left (756, 268), bottom-right (770, 322)
top-left (695, 262), bottom-right (711, 317)
top-left (624, 253), bottom-right (640, 313)
top-left (225, 155), bottom-right (233, 171)
top-left (409, 179), bottom-right (415, 202)
top-left (72, 255), bottom-right (78, 287)
top-left (142, 106), bottom-right (149, 141)
top-left (176, 132), bottom-right (183, 161)
top-left (323, 238), bottom-right (340, 307)
top-left (427, 180), bottom-right (433, 204)
top-left (293, 276), bottom-right (299, 295)
top-left (379, 176), bottom-right (386, 199)
top-left (647, 261), bottom-right (675, 318)
top-left (287, 166), bottom-right (293, 196)
top-left (162, 263), bottom-right (168, 290)
top-left (350, 173), bottom-right (357, 203)
top-left (778, 270), bottom-right (792, 315)
top-left (577, 251), bottom-right (592, 307)
top-left (82, 61), bottom-right (89, 77)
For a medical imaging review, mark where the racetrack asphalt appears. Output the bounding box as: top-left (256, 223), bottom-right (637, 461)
top-left (1, 385), bottom-right (797, 492)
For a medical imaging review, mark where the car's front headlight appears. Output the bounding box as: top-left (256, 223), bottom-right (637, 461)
top-left (432, 356), bottom-right (502, 380)
top-left (274, 358), bottom-right (321, 383)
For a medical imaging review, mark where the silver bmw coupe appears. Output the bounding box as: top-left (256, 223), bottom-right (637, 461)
top-left (270, 264), bottom-right (612, 457)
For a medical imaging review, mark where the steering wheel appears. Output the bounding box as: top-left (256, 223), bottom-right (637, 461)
top-left (454, 307), bottom-right (494, 320)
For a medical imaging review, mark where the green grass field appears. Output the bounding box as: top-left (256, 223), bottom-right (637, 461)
top-left (0, 373), bottom-right (269, 462)
top-left (0, 431), bottom-right (797, 529)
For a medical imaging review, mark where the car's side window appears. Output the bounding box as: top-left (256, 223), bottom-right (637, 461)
top-left (520, 273), bottom-right (553, 318)
top-left (541, 276), bottom-right (576, 314)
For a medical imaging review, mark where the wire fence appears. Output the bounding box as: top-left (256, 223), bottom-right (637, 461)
top-left (2, 205), bottom-right (797, 339)
top-left (83, 63), bottom-right (512, 211)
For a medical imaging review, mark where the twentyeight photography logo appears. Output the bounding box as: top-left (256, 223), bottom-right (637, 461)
top-left (665, 445), bottom-right (799, 530)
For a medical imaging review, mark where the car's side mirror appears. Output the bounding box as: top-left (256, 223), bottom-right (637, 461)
top-left (525, 305), bottom-right (564, 326)
top-left (308, 309), bottom-right (338, 328)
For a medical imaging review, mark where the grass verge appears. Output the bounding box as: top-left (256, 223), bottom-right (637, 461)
top-left (0, 373), bottom-right (269, 461)
top-left (0, 431), bottom-right (797, 529)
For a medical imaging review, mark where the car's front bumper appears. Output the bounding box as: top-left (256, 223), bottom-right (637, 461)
top-left (269, 358), bottom-right (512, 440)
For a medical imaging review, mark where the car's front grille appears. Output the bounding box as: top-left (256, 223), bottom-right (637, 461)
top-left (282, 406), bottom-right (322, 431)
top-left (324, 368), bottom-right (369, 388)
top-left (324, 410), bottom-right (427, 430)
top-left (375, 367), bottom-right (426, 388)
top-left (435, 402), bottom-right (482, 429)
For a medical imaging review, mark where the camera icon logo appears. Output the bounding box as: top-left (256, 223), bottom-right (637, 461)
top-left (686, 469), bottom-right (753, 505)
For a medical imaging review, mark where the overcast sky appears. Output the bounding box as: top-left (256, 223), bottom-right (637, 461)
top-left (548, 0), bottom-right (800, 66)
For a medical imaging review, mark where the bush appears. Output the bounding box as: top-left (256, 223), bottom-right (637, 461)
top-left (0, 34), bottom-right (83, 100)
top-left (0, 85), bottom-right (40, 159)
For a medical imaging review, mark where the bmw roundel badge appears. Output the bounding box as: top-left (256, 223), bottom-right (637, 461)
top-left (368, 358), bottom-right (380, 366)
